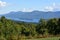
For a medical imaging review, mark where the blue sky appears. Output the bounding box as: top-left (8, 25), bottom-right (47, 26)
top-left (0, 0), bottom-right (60, 14)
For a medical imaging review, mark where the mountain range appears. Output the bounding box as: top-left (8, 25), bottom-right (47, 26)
top-left (1, 11), bottom-right (60, 23)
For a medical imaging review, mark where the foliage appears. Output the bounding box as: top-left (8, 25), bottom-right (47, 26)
top-left (0, 16), bottom-right (60, 40)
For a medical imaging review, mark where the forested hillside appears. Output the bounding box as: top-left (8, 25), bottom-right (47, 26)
top-left (0, 16), bottom-right (60, 40)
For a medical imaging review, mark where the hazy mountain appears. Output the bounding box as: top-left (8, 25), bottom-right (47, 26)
top-left (1, 11), bottom-right (60, 23)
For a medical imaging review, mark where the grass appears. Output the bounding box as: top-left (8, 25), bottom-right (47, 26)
top-left (23, 37), bottom-right (60, 40)
top-left (0, 36), bottom-right (60, 40)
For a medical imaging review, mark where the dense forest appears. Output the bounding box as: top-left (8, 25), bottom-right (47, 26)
top-left (0, 16), bottom-right (60, 40)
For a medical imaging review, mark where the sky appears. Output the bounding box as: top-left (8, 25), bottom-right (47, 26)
top-left (0, 0), bottom-right (60, 14)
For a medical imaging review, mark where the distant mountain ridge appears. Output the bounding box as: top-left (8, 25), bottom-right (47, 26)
top-left (1, 11), bottom-right (60, 22)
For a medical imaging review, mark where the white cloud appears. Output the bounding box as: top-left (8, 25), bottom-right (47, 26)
top-left (44, 6), bottom-right (54, 11)
top-left (43, 3), bottom-right (60, 11)
top-left (21, 8), bottom-right (33, 12)
top-left (0, 1), bottom-right (7, 7)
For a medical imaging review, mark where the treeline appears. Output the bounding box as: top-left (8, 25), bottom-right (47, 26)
top-left (0, 16), bottom-right (60, 40)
